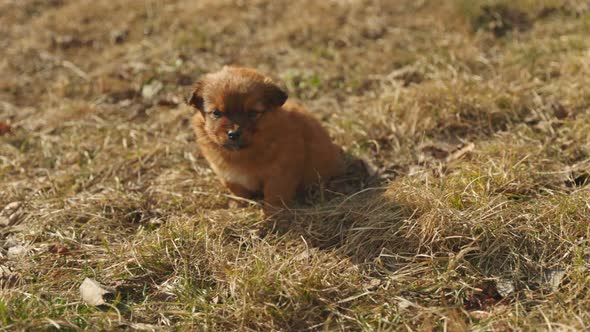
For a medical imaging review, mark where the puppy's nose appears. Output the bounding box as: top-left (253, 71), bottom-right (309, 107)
top-left (227, 130), bottom-right (241, 141)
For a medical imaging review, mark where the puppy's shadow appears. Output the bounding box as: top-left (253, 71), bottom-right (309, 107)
top-left (264, 155), bottom-right (413, 269)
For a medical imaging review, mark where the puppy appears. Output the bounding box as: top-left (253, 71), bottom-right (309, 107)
top-left (189, 66), bottom-right (345, 208)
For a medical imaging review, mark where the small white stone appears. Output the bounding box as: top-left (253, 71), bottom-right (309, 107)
top-left (3, 202), bottom-right (21, 213)
top-left (7, 245), bottom-right (26, 259)
top-left (141, 81), bottom-right (163, 99)
top-left (80, 278), bottom-right (112, 306)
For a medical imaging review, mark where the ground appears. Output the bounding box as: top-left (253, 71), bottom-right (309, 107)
top-left (1, 0), bottom-right (590, 330)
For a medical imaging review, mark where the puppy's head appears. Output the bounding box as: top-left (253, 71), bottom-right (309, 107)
top-left (188, 66), bottom-right (287, 151)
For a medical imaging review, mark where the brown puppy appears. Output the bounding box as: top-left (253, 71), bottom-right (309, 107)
top-left (189, 66), bottom-right (345, 208)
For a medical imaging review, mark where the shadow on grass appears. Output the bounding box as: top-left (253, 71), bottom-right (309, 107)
top-left (264, 156), bottom-right (415, 270)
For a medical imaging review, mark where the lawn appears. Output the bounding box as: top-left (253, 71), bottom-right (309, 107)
top-left (1, 0), bottom-right (590, 330)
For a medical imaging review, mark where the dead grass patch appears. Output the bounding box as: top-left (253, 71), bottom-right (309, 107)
top-left (2, 0), bottom-right (590, 330)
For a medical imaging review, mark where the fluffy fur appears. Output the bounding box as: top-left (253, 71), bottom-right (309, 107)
top-left (189, 66), bottom-right (345, 207)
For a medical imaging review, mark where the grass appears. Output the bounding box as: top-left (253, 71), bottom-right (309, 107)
top-left (1, 0), bottom-right (590, 330)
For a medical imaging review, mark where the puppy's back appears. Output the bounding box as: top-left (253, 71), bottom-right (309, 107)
top-left (281, 101), bottom-right (345, 186)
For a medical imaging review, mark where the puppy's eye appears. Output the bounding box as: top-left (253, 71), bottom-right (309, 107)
top-left (247, 112), bottom-right (258, 119)
top-left (212, 110), bottom-right (222, 119)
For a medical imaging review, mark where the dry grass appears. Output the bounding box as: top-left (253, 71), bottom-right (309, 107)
top-left (2, 0), bottom-right (590, 330)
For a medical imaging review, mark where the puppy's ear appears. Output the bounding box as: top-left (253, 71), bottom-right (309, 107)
top-left (263, 81), bottom-right (288, 110)
top-left (187, 80), bottom-right (204, 112)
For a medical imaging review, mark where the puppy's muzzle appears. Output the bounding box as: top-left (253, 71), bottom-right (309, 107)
top-left (223, 130), bottom-right (246, 150)
top-left (227, 130), bottom-right (241, 141)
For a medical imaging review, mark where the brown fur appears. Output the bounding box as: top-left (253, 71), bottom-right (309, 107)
top-left (189, 66), bottom-right (345, 207)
